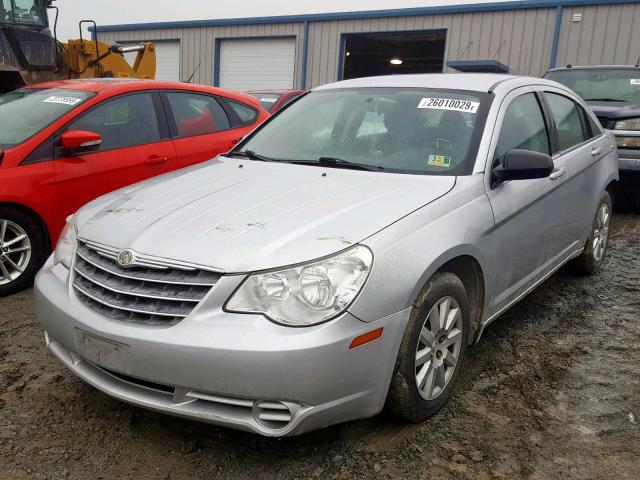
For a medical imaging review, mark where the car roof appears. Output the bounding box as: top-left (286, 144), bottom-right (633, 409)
top-left (313, 73), bottom-right (519, 92)
top-left (547, 65), bottom-right (640, 72)
top-left (24, 78), bottom-right (264, 109)
top-left (246, 89), bottom-right (305, 95)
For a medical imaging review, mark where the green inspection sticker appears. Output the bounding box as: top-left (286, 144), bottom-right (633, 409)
top-left (427, 155), bottom-right (451, 167)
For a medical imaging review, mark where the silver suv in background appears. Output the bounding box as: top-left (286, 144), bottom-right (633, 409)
top-left (35, 74), bottom-right (618, 436)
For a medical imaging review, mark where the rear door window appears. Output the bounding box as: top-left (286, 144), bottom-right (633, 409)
top-left (543, 93), bottom-right (590, 151)
top-left (494, 93), bottom-right (550, 166)
top-left (68, 93), bottom-right (161, 151)
top-left (166, 92), bottom-right (231, 138)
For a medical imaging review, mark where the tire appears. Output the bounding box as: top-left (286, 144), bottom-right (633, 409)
top-left (569, 190), bottom-right (612, 276)
top-left (386, 272), bottom-right (470, 422)
top-left (0, 206), bottom-right (49, 297)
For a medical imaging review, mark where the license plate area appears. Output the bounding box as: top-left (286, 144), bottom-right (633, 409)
top-left (75, 329), bottom-right (132, 373)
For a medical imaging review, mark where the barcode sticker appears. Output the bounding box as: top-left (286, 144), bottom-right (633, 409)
top-left (418, 98), bottom-right (479, 113)
top-left (43, 96), bottom-right (83, 106)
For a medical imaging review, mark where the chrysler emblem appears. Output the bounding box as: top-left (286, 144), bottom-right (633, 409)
top-left (117, 250), bottom-right (135, 267)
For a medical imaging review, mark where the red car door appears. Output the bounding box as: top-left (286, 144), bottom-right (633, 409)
top-left (162, 91), bottom-right (257, 169)
top-left (53, 92), bottom-right (178, 218)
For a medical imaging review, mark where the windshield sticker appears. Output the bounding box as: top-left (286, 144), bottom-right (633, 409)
top-left (260, 97), bottom-right (278, 103)
top-left (428, 155), bottom-right (452, 168)
top-left (43, 96), bottom-right (83, 106)
top-left (631, 79), bottom-right (640, 85)
top-left (418, 98), bottom-right (479, 113)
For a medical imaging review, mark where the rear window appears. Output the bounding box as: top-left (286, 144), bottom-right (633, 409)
top-left (249, 93), bottom-right (282, 111)
top-left (0, 88), bottom-right (93, 148)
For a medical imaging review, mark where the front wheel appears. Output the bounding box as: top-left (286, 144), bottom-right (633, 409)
top-left (0, 207), bottom-right (49, 297)
top-left (569, 190), bottom-right (612, 276)
top-left (386, 272), bottom-right (469, 422)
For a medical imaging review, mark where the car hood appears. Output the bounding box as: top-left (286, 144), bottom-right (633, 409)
top-left (587, 102), bottom-right (640, 120)
top-left (77, 157), bottom-right (456, 273)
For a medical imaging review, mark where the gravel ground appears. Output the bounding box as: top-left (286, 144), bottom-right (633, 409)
top-left (1, 214), bottom-right (639, 480)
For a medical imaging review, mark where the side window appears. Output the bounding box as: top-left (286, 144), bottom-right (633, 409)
top-left (494, 93), bottom-right (550, 166)
top-left (582, 106), bottom-right (602, 139)
top-left (223, 98), bottom-right (258, 126)
top-left (166, 92), bottom-right (231, 138)
top-left (69, 93), bottom-right (161, 151)
top-left (543, 93), bottom-right (589, 150)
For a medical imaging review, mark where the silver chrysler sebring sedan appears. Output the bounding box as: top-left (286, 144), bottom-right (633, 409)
top-left (35, 74), bottom-right (618, 436)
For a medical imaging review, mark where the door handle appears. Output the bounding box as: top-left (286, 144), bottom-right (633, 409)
top-left (549, 166), bottom-right (567, 180)
top-left (591, 147), bottom-right (603, 156)
top-left (144, 155), bottom-right (169, 166)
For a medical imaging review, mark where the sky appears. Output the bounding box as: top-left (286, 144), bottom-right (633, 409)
top-left (47, 0), bottom-right (501, 41)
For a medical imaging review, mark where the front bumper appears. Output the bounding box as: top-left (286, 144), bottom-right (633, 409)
top-left (34, 257), bottom-right (410, 436)
top-left (618, 150), bottom-right (640, 172)
top-left (613, 131), bottom-right (640, 172)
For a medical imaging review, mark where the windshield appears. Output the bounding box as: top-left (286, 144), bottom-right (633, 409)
top-left (545, 68), bottom-right (640, 105)
top-left (1, 0), bottom-right (46, 26)
top-left (248, 93), bottom-right (283, 111)
top-left (236, 88), bottom-right (489, 175)
top-left (0, 88), bottom-right (93, 148)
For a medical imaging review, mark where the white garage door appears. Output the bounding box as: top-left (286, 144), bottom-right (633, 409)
top-left (219, 38), bottom-right (296, 91)
top-left (120, 40), bottom-right (180, 82)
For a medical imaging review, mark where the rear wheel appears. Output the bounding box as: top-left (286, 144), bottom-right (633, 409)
top-left (0, 207), bottom-right (48, 297)
top-left (386, 272), bottom-right (469, 422)
top-left (569, 191), bottom-right (612, 275)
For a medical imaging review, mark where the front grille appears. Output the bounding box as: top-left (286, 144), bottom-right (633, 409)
top-left (72, 240), bottom-right (220, 326)
top-left (597, 116), bottom-right (613, 129)
top-left (93, 364), bottom-right (297, 430)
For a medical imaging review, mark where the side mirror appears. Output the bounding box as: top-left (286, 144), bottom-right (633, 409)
top-left (61, 130), bottom-right (102, 154)
top-left (492, 149), bottom-right (553, 187)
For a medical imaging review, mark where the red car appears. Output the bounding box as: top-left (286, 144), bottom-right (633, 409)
top-left (246, 89), bottom-right (305, 113)
top-left (0, 79), bottom-right (269, 296)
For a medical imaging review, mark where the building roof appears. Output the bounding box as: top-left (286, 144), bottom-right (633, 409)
top-left (94, 0), bottom-right (637, 33)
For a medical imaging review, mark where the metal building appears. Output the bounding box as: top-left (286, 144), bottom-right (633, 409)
top-left (94, 0), bottom-right (640, 90)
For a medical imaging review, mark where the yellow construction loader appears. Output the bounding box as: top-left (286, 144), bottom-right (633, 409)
top-left (0, 0), bottom-right (156, 92)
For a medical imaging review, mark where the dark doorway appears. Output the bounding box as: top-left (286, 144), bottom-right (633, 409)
top-left (342, 30), bottom-right (447, 80)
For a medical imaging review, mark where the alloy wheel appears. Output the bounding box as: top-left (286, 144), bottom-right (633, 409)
top-left (0, 219), bottom-right (32, 286)
top-left (592, 202), bottom-right (610, 263)
top-left (414, 296), bottom-right (463, 401)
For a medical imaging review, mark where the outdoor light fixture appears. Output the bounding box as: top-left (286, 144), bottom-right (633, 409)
top-left (346, 51), bottom-right (351, 56)
top-left (390, 58), bottom-right (403, 65)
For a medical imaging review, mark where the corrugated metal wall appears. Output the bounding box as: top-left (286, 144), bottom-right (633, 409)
top-left (97, 3), bottom-right (640, 90)
top-left (555, 2), bottom-right (640, 67)
top-left (98, 23), bottom-right (306, 86)
top-left (306, 8), bottom-right (556, 86)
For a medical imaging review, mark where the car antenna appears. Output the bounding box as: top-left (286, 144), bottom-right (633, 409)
top-left (185, 62), bottom-right (201, 83)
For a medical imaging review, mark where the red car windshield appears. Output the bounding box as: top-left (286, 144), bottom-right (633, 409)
top-left (0, 88), bottom-right (93, 148)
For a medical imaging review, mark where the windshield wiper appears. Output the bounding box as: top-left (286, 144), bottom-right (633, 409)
top-left (315, 157), bottom-right (385, 172)
top-left (584, 98), bottom-right (627, 102)
top-left (226, 150), bottom-right (276, 162)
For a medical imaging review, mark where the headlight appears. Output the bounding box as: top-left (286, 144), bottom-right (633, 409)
top-left (226, 245), bottom-right (373, 326)
top-left (53, 214), bottom-right (78, 269)
top-left (614, 117), bottom-right (640, 131)
top-left (616, 136), bottom-right (640, 148)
